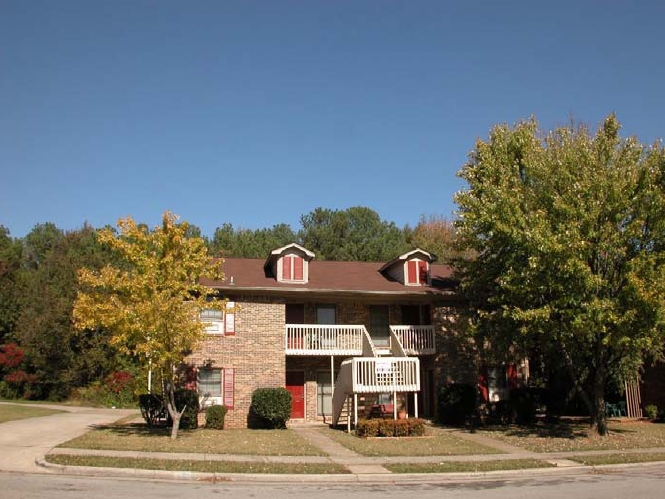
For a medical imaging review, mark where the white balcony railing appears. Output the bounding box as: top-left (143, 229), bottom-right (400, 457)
top-left (390, 325), bottom-right (436, 355)
top-left (285, 325), bottom-right (364, 356)
top-left (351, 357), bottom-right (420, 393)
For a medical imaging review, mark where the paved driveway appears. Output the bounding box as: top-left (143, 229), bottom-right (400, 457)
top-left (0, 402), bottom-right (137, 473)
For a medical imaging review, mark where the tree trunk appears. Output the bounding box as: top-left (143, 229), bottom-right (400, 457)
top-left (164, 380), bottom-right (183, 440)
top-left (593, 362), bottom-right (607, 436)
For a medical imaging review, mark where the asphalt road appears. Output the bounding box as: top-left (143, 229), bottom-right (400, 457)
top-left (2, 465), bottom-right (665, 499)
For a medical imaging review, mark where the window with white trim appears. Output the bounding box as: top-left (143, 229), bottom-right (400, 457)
top-left (281, 254), bottom-right (305, 282)
top-left (198, 368), bottom-right (223, 406)
top-left (200, 308), bottom-right (224, 334)
top-left (405, 259), bottom-right (429, 285)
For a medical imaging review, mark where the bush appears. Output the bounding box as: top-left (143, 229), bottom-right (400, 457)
top-left (249, 387), bottom-right (291, 429)
top-left (206, 405), bottom-right (227, 429)
top-left (644, 404), bottom-right (658, 420)
top-left (168, 388), bottom-right (199, 430)
top-left (356, 418), bottom-right (426, 437)
top-left (139, 393), bottom-right (166, 427)
top-left (438, 383), bottom-right (477, 426)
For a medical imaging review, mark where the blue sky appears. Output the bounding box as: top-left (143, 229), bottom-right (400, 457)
top-left (2, 1), bottom-right (664, 238)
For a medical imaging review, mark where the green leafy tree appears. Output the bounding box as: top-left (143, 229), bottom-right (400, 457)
top-left (14, 224), bottom-right (125, 399)
top-left (455, 114), bottom-right (665, 435)
top-left (0, 226), bottom-right (22, 342)
top-left (299, 206), bottom-right (409, 261)
top-left (73, 212), bottom-right (224, 438)
top-left (405, 215), bottom-right (473, 264)
top-left (210, 223), bottom-right (296, 258)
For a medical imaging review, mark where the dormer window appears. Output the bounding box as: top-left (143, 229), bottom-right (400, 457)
top-left (282, 254), bottom-right (304, 282)
top-left (406, 260), bottom-right (429, 286)
top-left (264, 243), bottom-right (315, 284)
top-left (378, 248), bottom-right (436, 286)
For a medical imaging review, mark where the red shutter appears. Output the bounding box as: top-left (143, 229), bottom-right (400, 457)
top-left (224, 301), bottom-right (235, 336)
top-left (407, 260), bottom-right (417, 284)
top-left (507, 365), bottom-right (519, 390)
top-left (293, 256), bottom-right (303, 280)
top-left (223, 367), bottom-right (235, 409)
top-left (418, 261), bottom-right (428, 284)
top-left (478, 367), bottom-right (489, 402)
top-left (283, 256), bottom-right (292, 280)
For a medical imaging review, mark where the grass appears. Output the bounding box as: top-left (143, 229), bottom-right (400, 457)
top-left (46, 454), bottom-right (348, 474)
top-left (477, 421), bottom-right (665, 453)
top-left (321, 425), bottom-right (500, 456)
top-left (0, 403), bottom-right (65, 423)
top-left (385, 459), bottom-right (555, 474)
top-left (570, 452), bottom-right (665, 466)
top-left (59, 423), bottom-right (326, 456)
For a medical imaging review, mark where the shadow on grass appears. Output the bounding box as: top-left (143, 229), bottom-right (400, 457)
top-left (481, 420), bottom-right (640, 440)
top-left (87, 422), bottom-right (197, 438)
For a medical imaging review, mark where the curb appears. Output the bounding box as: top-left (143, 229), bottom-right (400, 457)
top-left (39, 456), bottom-right (651, 485)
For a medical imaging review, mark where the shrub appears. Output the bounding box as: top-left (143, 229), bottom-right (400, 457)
top-left (356, 418), bottom-right (380, 437)
top-left (644, 404), bottom-right (658, 420)
top-left (355, 418), bottom-right (426, 437)
top-left (378, 419), bottom-right (395, 437)
top-left (139, 393), bottom-right (166, 427)
top-left (167, 388), bottom-right (199, 430)
top-left (206, 405), bottom-right (227, 429)
top-left (438, 382), bottom-right (477, 426)
top-left (177, 388), bottom-right (200, 429)
top-left (249, 388), bottom-right (291, 429)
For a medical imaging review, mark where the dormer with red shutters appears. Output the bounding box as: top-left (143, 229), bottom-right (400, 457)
top-left (379, 248), bottom-right (436, 286)
top-left (264, 243), bottom-right (315, 284)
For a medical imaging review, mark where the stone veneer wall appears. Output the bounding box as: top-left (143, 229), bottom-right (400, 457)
top-left (187, 297), bottom-right (286, 428)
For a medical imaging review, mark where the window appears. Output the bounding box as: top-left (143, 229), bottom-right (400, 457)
top-left (200, 308), bottom-right (223, 334)
top-left (316, 304), bottom-right (336, 325)
top-left (198, 368), bottom-right (222, 405)
top-left (282, 255), bottom-right (304, 281)
top-left (406, 260), bottom-right (429, 285)
top-left (317, 371), bottom-right (332, 416)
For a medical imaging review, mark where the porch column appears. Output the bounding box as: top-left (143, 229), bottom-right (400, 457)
top-left (354, 393), bottom-right (358, 428)
top-left (330, 355), bottom-right (335, 401)
top-left (414, 392), bottom-right (419, 418)
top-left (393, 391), bottom-right (397, 420)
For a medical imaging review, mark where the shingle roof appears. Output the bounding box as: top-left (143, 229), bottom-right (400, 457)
top-left (201, 258), bottom-right (457, 298)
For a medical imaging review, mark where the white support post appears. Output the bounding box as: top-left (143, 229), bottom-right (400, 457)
top-left (330, 355), bottom-right (335, 401)
top-left (393, 391), bottom-right (397, 420)
top-left (414, 392), bottom-right (419, 419)
top-left (346, 397), bottom-right (351, 433)
top-left (354, 393), bottom-right (358, 429)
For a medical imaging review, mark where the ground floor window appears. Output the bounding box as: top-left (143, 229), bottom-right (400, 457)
top-left (317, 371), bottom-right (332, 416)
top-left (198, 368), bottom-right (223, 406)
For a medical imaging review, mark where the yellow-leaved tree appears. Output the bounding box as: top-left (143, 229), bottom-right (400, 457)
top-left (73, 212), bottom-right (224, 439)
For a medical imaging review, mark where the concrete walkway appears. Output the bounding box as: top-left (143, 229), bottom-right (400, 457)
top-left (0, 402), bottom-right (137, 474)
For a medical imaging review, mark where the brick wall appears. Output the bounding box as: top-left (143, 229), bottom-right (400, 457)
top-left (187, 296), bottom-right (286, 428)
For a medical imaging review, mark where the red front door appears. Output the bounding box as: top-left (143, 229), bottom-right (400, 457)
top-left (286, 371), bottom-right (305, 419)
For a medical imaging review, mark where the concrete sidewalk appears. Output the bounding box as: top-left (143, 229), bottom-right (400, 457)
top-left (0, 402), bottom-right (137, 474)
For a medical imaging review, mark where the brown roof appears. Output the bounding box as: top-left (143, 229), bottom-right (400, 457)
top-left (201, 258), bottom-right (457, 299)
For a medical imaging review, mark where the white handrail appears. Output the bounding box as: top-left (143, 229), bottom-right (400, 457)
top-left (285, 324), bottom-right (364, 355)
top-left (390, 325), bottom-right (436, 354)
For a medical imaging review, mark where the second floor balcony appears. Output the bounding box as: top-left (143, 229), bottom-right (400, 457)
top-left (285, 324), bottom-right (436, 356)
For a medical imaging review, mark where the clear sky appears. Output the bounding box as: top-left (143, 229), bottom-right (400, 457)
top-left (2, 1), bottom-right (664, 238)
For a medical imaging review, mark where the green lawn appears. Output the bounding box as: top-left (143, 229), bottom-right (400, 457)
top-left (0, 403), bottom-right (65, 423)
top-left (570, 452), bottom-right (665, 466)
top-left (321, 425), bottom-right (500, 456)
top-left (477, 421), bottom-right (665, 453)
top-left (46, 454), bottom-right (348, 474)
top-left (386, 459), bottom-right (555, 474)
top-left (59, 423), bottom-right (326, 456)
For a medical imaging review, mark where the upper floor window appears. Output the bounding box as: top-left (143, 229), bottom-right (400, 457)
top-left (406, 260), bottom-right (429, 285)
top-left (282, 255), bottom-right (304, 282)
